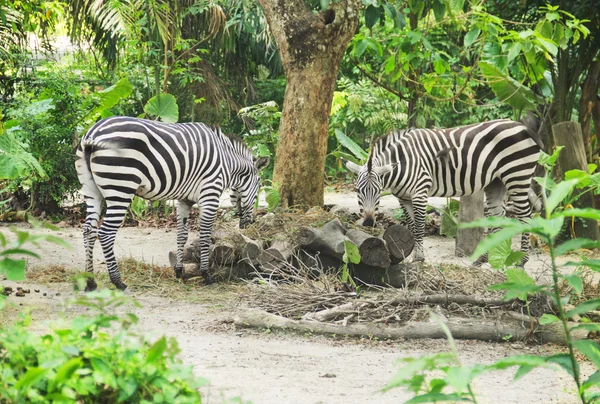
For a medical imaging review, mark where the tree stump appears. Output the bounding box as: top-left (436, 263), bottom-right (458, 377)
top-left (257, 239), bottom-right (295, 272)
top-left (346, 229), bottom-right (391, 268)
top-left (298, 218), bottom-right (346, 260)
top-left (383, 225), bottom-right (414, 263)
top-left (231, 232), bottom-right (264, 266)
top-left (455, 192), bottom-right (484, 257)
top-left (552, 121), bottom-right (600, 241)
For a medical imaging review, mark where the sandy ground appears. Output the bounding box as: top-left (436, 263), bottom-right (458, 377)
top-left (0, 192), bottom-right (592, 403)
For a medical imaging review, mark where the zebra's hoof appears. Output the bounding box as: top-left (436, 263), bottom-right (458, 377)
top-left (174, 267), bottom-right (183, 279)
top-left (85, 279), bottom-right (98, 292)
top-left (203, 272), bottom-right (215, 285)
top-left (122, 287), bottom-right (132, 295)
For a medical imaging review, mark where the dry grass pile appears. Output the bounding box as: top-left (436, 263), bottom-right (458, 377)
top-left (26, 265), bottom-right (76, 283)
top-left (214, 207), bottom-right (340, 242)
top-left (245, 261), bottom-right (534, 325)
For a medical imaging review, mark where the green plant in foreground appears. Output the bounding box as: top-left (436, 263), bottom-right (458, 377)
top-left (384, 172), bottom-right (600, 402)
top-left (0, 289), bottom-right (207, 403)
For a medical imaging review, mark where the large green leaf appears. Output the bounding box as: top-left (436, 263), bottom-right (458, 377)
top-left (144, 93), bottom-right (179, 123)
top-left (364, 5), bottom-right (380, 29)
top-left (335, 129), bottom-right (368, 161)
top-left (343, 239), bottom-right (361, 264)
top-left (87, 77), bottom-right (133, 120)
top-left (0, 130), bottom-right (47, 180)
top-left (479, 61), bottom-right (536, 112)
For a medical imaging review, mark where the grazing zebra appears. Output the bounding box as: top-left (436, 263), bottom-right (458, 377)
top-left (344, 116), bottom-right (543, 263)
top-left (75, 116), bottom-right (269, 292)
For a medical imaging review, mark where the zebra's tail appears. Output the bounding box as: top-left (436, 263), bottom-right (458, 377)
top-left (75, 138), bottom-right (99, 195)
top-left (520, 111), bottom-right (545, 151)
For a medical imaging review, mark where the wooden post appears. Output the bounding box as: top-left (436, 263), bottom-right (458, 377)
top-left (552, 121), bottom-right (600, 240)
top-left (455, 192), bottom-right (485, 257)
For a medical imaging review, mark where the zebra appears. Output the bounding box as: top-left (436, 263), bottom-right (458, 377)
top-left (75, 116), bottom-right (269, 292)
top-left (343, 116), bottom-right (543, 264)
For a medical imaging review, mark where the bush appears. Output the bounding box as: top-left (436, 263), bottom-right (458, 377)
top-left (0, 290), bottom-right (206, 403)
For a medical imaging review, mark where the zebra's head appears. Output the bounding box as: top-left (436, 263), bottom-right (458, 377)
top-left (343, 158), bottom-right (394, 227)
top-left (234, 155), bottom-right (270, 228)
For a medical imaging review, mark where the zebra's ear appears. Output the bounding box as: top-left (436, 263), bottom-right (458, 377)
top-left (342, 158), bottom-right (362, 174)
top-left (373, 164), bottom-right (394, 176)
top-left (254, 156), bottom-right (270, 171)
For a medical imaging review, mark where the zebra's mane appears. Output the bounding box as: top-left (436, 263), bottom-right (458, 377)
top-left (215, 127), bottom-right (253, 159)
top-left (368, 129), bottom-right (410, 166)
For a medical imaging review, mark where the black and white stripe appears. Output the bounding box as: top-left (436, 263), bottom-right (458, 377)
top-left (345, 117), bottom-right (542, 263)
top-left (75, 116), bottom-right (268, 291)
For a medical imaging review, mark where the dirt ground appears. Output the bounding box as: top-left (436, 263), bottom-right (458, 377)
top-left (0, 192), bottom-right (594, 404)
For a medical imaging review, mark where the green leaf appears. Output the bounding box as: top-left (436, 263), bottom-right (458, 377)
top-left (55, 358), bottom-right (83, 383)
top-left (15, 367), bottom-right (48, 389)
top-left (89, 77), bottom-right (133, 119)
top-left (506, 42), bottom-right (522, 63)
top-left (487, 355), bottom-right (549, 374)
top-left (554, 208), bottom-right (600, 221)
top-left (574, 340), bottom-right (600, 368)
top-left (470, 226), bottom-right (527, 261)
top-left (405, 393), bottom-right (470, 403)
top-left (546, 354), bottom-right (578, 378)
top-left (538, 146), bottom-right (563, 170)
top-left (144, 93), bottom-right (179, 123)
top-left (320, 0), bottom-right (329, 10)
top-left (506, 267), bottom-right (534, 286)
top-left (432, 0), bottom-right (445, 21)
top-left (555, 239), bottom-right (600, 256)
top-left (459, 216), bottom-right (523, 229)
top-left (343, 239), bottom-right (361, 264)
top-left (546, 179), bottom-right (579, 214)
top-left (488, 239), bottom-right (511, 270)
top-left (0, 130), bottom-right (47, 180)
top-left (364, 5), bottom-right (380, 28)
top-left (0, 257), bottom-right (26, 280)
top-left (505, 251), bottom-right (526, 267)
top-left (567, 299), bottom-right (600, 318)
top-left (446, 366), bottom-right (477, 394)
top-left (25, 99), bottom-right (55, 116)
top-left (264, 187), bottom-right (280, 212)
top-left (479, 61), bottom-right (536, 112)
top-left (538, 313), bottom-right (560, 325)
top-left (146, 336), bottom-right (167, 364)
top-left (571, 323), bottom-right (600, 333)
top-left (439, 199), bottom-right (459, 238)
top-left (562, 274), bottom-right (583, 295)
top-left (583, 370), bottom-right (600, 389)
top-left (335, 129), bottom-right (368, 161)
top-left (0, 248), bottom-right (40, 258)
top-left (464, 28), bottom-right (481, 47)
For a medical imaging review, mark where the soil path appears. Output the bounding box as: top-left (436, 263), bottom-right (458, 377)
top-left (0, 192), bottom-right (591, 403)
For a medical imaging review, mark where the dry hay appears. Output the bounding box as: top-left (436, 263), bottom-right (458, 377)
top-left (244, 260), bottom-right (534, 326)
top-left (214, 207), bottom-right (340, 243)
top-left (26, 265), bottom-right (77, 283)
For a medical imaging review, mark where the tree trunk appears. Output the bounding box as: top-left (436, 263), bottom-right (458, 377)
top-left (579, 60), bottom-right (600, 161)
top-left (552, 121), bottom-right (600, 241)
top-left (455, 192), bottom-right (485, 258)
top-left (258, 0), bottom-right (361, 208)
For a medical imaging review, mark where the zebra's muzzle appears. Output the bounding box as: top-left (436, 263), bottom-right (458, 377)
top-left (362, 213), bottom-right (376, 227)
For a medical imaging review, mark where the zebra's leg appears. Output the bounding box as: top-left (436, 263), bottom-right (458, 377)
top-left (230, 190), bottom-right (241, 217)
top-left (411, 194), bottom-right (428, 262)
top-left (174, 200), bottom-right (191, 279)
top-left (397, 198), bottom-right (415, 234)
top-left (475, 180), bottom-right (506, 265)
top-left (185, 195), bottom-right (219, 285)
top-left (506, 187), bottom-right (533, 266)
top-left (81, 186), bottom-right (103, 292)
top-left (98, 200), bottom-right (130, 291)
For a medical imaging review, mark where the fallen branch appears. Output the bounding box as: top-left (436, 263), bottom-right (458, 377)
top-left (234, 309), bottom-right (588, 345)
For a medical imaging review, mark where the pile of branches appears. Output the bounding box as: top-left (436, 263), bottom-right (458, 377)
top-left (236, 263), bottom-right (588, 345)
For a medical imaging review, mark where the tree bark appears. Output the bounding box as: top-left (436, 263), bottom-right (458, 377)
top-left (234, 309), bottom-right (588, 345)
top-left (346, 229), bottom-right (391, 268)
top-left (579, 60), bottom-right (600, 161)
top-left (552, 121), bottom-right (600, 240)
top-left (455, 192), bottom-right (485, 258)
top-left (383, 224), bottom-right (414, 263)
top-left (298, 218), bottom-right (347, 260)
top-left (258, 0), bottom-right (361, 208)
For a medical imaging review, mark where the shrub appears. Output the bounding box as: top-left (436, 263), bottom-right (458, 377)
top-left (0, 289), bottom-right (206, 403)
